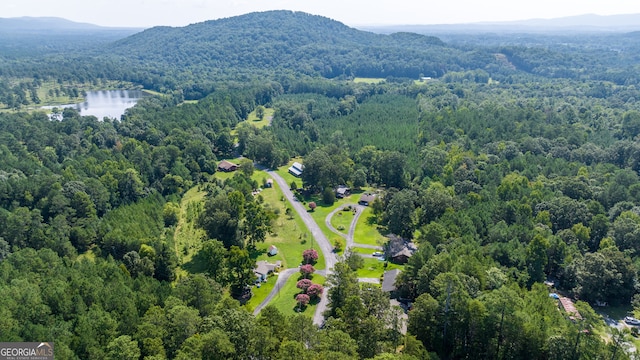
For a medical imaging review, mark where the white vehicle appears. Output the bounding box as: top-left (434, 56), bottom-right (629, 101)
top-left (624, 316), bottom-right (640, 325)
top-left (372, 251), bottom-right (383, 257)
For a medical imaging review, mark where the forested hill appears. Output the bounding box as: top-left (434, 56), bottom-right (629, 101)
top-left (107, 10), bottom-right (464, 80)
top-left (0, 17), bottom-right (141, 58)
top-left (0, 17), bottom-right (106, 32)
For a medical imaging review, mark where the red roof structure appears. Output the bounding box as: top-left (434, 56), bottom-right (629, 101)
top-left (559, 296), bottom-right (582, 320)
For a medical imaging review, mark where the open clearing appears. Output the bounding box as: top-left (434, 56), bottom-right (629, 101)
top-left (267, 273), bottom-right (326, 317)
top-left (353, 77), bottom-right (385, 84)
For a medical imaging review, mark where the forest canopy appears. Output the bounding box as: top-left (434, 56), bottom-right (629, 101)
top-left (1, 9), bottom-right (640, 360)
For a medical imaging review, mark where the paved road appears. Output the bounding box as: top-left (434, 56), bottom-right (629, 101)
top-left (325, 207), bottom-right (349, 240)
top-left (253, 267), bottom-right (299, 315)
top-left (325, 203), bottom-right (382, 250)
top-left (268, 170), bottom-right (337, 326)
top-left (604, 315), bottom-right (638, 354)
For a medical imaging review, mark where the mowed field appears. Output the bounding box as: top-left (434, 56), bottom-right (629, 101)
top-left (353, 77), bottom-right (386, 84)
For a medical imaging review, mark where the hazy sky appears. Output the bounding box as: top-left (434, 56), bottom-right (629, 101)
top-left (2, 0), bottom-right (640, 28)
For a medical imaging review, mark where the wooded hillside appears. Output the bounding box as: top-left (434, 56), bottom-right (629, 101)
top-left (1, 10), bottom-right (640, 360)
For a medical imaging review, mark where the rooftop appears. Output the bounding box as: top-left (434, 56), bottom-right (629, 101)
top-left (558, 296), bottom-right (582, 320)
top-left (382, 269), bottom-right (402, 292)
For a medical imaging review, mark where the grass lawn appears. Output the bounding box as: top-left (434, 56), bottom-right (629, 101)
top-left (353, 206), bottom-right (386, 247)
top-left (597, 304), bottom-right (634, 321)
top-left (274, 159), bottom-right (303, 189)
top-left (231, 107), bottom-right (274, 137)
top-left (179, 100), bottom-right (198, 105)
top-left (353, 77), bottom-right (386, 84)
top-left (250, 170), bottom-right (325, 271)
top-left (244, 167), bottom-right (328, 310)
top-left (356, 257), bottom-right (402, 279)
top-left (352, 247), bottom-right (378, 255)
top-left (173, 186), bottom-right (207, 280)
top-left (330, 206), bottom-right (355, 233)
top-left (247, 107), bottom-right (274, 129)
top-left (142, 89), bottom-right (165, 96)
top-left (304, 194), bottom-right (351, 248)
top-left (214, 160), bottom-right (242, 181)
top-left (245, 274), bottom-right (277, 311)
top-left (268, 273), bottom-right (326, 317)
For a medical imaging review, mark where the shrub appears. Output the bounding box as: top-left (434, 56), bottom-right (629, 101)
top-left (296, 279), bottom-right (313, 292)
top-left (307, 284), bottom-right (324, 298)
top-left (162, 202), bottom-right (180, 227)
top-left (300, 264), bottom-right (315, 278)
top-left (308, 202), bottom-right (317, 211)
top-left (323, 187), bottom-right (335, 205)
top-left (302, 249), bottom-right (319, 264)
top-left (296, 293), bottom-right (310, 309)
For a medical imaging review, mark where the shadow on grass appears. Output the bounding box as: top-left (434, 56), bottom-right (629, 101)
top-left (296, 274), bottom-right (316, 281)
top-left (248, 246), bottom-right (267, 260)
top-left (290, 294), bottom-right (321, 313)
top-left (182, 251), bottom-right (209, 274)
top-left (292, 305), bottom-right (310, 313)
top-left (598, 304), bottom-right (634, 320)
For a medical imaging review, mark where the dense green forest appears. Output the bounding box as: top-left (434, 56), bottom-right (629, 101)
top-left (2, 9), bottom-right (640, 360)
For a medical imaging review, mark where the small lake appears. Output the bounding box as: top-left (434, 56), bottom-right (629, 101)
top-left (44, 90), bottom-right (144, 120)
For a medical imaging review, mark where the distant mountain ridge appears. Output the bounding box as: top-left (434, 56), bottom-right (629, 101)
top-left (0, 16), bottom-right (142, 32)
top-left (361, 13), bottom-right (640, 34)
top-left (0, 17), bottom-right (143, 58)
top-left (483, 13), bottom-right (640, 29)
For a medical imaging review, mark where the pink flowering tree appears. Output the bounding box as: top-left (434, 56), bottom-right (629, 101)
top-left (308, 202), bottom-right (317, 211)
top-left (300, 264), bottom-right (315, 279)
top-left (296, 293), bottom-right (310, 310)
top-left (307, 284), bottom-right (324, 299)
top-left (302, 249), bottom-right (319, 264)
top-left (296, 279), bottom-right (313, 292)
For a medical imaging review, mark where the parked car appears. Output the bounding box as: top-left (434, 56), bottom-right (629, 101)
top-left (624, 316), bottom-right (640, 325)
top-left (372, 251), bottom-right (383, 257)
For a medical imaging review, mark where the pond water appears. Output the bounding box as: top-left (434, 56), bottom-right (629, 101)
top-left (44, 90), bottom-right (144, 120)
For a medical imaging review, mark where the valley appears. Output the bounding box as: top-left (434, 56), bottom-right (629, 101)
top-left (1, 9), bottom-right (640, 360)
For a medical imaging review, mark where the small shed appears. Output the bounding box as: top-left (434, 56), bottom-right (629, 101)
top-left (267, 245), bottom-right (278, 256)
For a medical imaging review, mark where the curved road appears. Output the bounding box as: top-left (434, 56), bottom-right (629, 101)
top-left (252, 267), bottom-right (299, 315)
top-left (325, 204), bottom-right (382, 251)
top-left (267, 170), bottom-right (337, 326)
